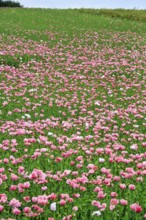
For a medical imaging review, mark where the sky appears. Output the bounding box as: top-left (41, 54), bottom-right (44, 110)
top-left (18, 0), bottom-right (146, 9)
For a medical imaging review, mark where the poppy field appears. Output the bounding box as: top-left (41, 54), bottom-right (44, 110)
top-left (0, 8), bottom-right (146, 220)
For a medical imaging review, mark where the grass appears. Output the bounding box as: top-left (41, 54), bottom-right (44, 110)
top-left (78, 8), bottom-right (146, 22)
top-left (0, 8), bottom-right (146, 38)
top-left (0, 8), bottom-right (146, 220)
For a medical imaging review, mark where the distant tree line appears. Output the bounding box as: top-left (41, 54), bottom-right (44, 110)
top-left (0, 0), bottom-right (23, 7)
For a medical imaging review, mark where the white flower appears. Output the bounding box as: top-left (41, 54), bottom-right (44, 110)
top-left (95, 101), bottom-right (100, 106)
top-left (99, 158), bottom-right (105, 163)
top-left (130, 144), bottom-right (138, 150)
top-left (92, 211), bottom-right (101, 216)
top-left (37, 138), bottom-right (40, 143)
top-left (48, 132), bottom-right (53, 136)
top-left (25, 114), bottom-right (31, 119)
top-left (133, 125), bottom-right (139, 128)
top-left (29, 89), bottom-right (37, 92)
top-left (50, 202), bottom-right (56, 211)
top-left (22, 114), bottom-right (31, 119)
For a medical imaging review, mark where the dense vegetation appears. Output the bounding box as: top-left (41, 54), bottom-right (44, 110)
top-left (78, 8), bottom-right (146, 22)
top-left (0, 0), bottom-right (22, 7)
top-left (0, 8), bottom-right (146, 220)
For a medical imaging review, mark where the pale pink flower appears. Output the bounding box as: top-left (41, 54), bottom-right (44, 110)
top-left (100, 203), bottom-right (107, 211)
top-left (23, 207), bottom-right (31, 213)
top-left (62, 215), bottom-right (72, 220)
top-left (50, 202), bottom-right (56, 211)
top-left (72, 194), bottom-right (80, 198)
top-left (70, 161), bottom-right (75, 166)
top-left (120, 199), bottom-right (128, 206)
top-left (99, 158), bottom-right (105, 163)
top-left (97, 191), bottom-right (106, 199)
top-left (23, 182), bottom-right (30, 189)
top-left (67, 197), bottom-right (73, 203)
top-left (12, 207), bottom-right (21, 215)
top-left (38, 135), bottom-right (48, 143)
top-left (0, 194), bottom-right (7, 203)
top-left (41, 186), bottom-right (47, 191)
top-left (37, 195), bottom-right (48, 205)
top-left (3, 158), bottom-right (9, 163)
top-left (130, 144), bottom-right (138, 150)
top-left (9, 185), bottom-right (17, 191)
top-left (23, 196), bottom-right (30, 202)
top-left (111, 192), bottom-right (117, 197)
top-left (130, 203), bottom-right (142, 213)
top-left (119, 183), bottom-right (126, 189)
top-left (48, 193), bottom-right (57, 200)
top-left (129, 184), bottom-right (136, 190)
top-left (110, 198), bottom-right (119, 210)
top-left (60, 199), bottom-right (66, 206)
top-left (142, 142), bottom-right (146, 147)
top-left (9, 198), bottom-right (21, 207)
top-left (113, 176), bottom-right (120, 181)
top-left (72, 206), bottom-right (78, 211)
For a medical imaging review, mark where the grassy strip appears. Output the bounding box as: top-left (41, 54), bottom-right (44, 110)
top-left (78, 9), bottom-right (146, 22)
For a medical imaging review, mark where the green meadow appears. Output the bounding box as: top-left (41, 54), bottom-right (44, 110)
top-left (1, 8), bottom-right (146, 37)
top-left (0, 8), bottom-right (146, 220)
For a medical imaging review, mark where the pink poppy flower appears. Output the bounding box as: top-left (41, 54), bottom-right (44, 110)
top-left (23, 207), bottom-right (31, 213)
top-left (9, 198), bottom-right (21, 208)
top-left (130, 203), bottom-right (142, 213)
top-left (129, 184), bottom-right (136, 190)
top-left (60, 199), bottom-right (66, 206)
top-left (110, 198), bottom-right (119, 210)
top-left (12, 207), bottom-right (21, 215)
top-left (120, 199), bottom-right (128, 206)
top-left (0, 194), bottom-right (7, 203)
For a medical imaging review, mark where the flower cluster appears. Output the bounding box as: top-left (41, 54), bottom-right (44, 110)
top-left (0, 26), bottom-right (146, 219)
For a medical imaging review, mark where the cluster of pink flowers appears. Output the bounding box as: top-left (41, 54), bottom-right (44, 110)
top-left (0, 29), bottom-right (146, 219)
